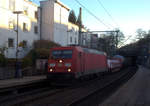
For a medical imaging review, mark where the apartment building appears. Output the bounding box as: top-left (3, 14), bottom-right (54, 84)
top-left (39, 0), bottom-right (92, 47)
top-left (0, 0), bottom-right (39, 58)
top-left (40, 0), bottom-right (69, 46)
top-left (67, 22), bottom-right (79, 45)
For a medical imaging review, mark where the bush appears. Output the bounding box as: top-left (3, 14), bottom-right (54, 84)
top-left (25, 40), bottom-right (60, 66)
top-left (25, 48), bottom-right (50, 66)
top-left (33, 40), bottom-right (60, 49)
top-left (0, 54), bottom-right (7, 67)
top-left (22, 58), bottom-right (33, 68)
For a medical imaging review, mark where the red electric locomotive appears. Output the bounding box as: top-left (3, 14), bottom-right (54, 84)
top-left (47, 46), bottom-right (108, 80)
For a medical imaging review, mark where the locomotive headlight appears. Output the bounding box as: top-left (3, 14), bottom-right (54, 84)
top-left (49, 63), bottom-right (55, 67)
top-left (65, 63), bottom-right (71, 67)
top-left (68, 68), bottom-right (71, 72)
top-left (59, 60), bottom-right (62, 63)
top-left (49, 69), bottom-right (53, 72)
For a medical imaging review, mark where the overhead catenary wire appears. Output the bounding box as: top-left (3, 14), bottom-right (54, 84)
top-left (97, 0), bottom-right (120, 28)
top-left (74, 0), bottom-right (113, 29)
top-left (35, 0), bottom-right (114, 29)
top-left (118, 35), bottom-right (133, 48)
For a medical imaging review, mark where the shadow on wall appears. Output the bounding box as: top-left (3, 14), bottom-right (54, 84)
top-left (54, 22), bottom-right (68, 46)
top-left (41, 20), bottom-right (69, 46)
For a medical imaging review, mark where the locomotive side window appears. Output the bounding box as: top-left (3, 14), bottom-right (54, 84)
top-left (52, 50), bottom-right (72, 59)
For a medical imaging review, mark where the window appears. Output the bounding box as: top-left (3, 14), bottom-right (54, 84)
top-left (75, 38), bottom-right (77, 44)
top-left (34, 26), bottom-right (38, 34)
top-left (23, 23), bottom-right (28, 32)
top-left (8, 19), bottom-right (14, 29)
top-left (9, 0), bottom-right (15, 11)
top-left (22, 40), bottom-right (27, 48)
top-left (35, 11), bottom-right (38, 19)
top-left (23, 7), bottom-right (28, 15)
top-left (70, 36), bottom-right (72, 43)
top-left (8, 38), bottom-right (14, 47)
top-left (52, 50), bottom-right (73, 59)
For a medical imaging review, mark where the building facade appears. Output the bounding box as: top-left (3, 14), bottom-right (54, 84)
top-left (67, 22), bottom-right (79, 45)
top-left (90, 34), bottom-right (99, 49)
top-left (40, 0), bottom-right (69, 46)
top-left (0, 0), bottom-right (39, 58)
top-left (39, 0), bottom-right (92, 47)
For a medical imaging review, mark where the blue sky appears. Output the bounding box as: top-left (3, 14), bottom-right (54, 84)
top-left (34, 0), bottom-right (150, 42)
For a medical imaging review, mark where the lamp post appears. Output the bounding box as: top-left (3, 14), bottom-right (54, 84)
top-left (13, 11), bottom-right (23, 61)
top-left (13, 11), bottom-right (23, 78)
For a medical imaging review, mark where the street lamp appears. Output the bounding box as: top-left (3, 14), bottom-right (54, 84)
top-left (13, 11), bottom-right (23, 60)
top-left (13, 11), bottom-right (23, 78)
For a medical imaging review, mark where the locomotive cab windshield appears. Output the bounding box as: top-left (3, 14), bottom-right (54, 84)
top-left (51, 50), bottom-right (73, 59)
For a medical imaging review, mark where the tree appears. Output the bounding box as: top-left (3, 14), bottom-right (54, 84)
top-left (146, 30), bottom-right (150, 38)
top-left (98, 30), bottom-right (125, 55)
top-left (68, 10), bottom-right (77, 24)
top-left (33, 40), bottom-right (60, 49)
top-left (0, 46), bottom-right (8, 56)
top-left (98, 33), bottom-right (116, 55)
top-left (117, 31), bottom-right (125, 47)
top-left (76, 12), bottom-right (82, 26)
top-left (136, 28), bottom-right (147, 39)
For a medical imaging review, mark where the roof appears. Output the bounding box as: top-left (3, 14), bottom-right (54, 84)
top-left (24, 0), bottom-right (38, 7)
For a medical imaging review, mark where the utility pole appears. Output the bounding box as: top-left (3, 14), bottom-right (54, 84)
top-left (115, 30), bottom-right (119, 49)
top-left (13, 11), bottom-right (23, 61)
top-left (13, 11), bottom-right (23, 78)
top-left (78, 7), bottom-right (82, 46)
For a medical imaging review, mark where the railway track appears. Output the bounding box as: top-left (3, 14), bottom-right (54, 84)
top-left (0, 66), bottom-right (137, 106)
top-left (21, 66), bottom-right (137, 106)
top-left (0, 79), bottom-right (64, 106)
top-left (68, 66), bottom-right (137, 106)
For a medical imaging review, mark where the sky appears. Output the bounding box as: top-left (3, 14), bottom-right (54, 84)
top-left (33, 0), bottom-right (150, 43)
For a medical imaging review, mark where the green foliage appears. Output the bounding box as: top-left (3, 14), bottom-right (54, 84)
top-left (97, 30), bottom-right (124, 56)
top-left (33, 40), bottom-right (60, 49)
top-left (35, 48), bottom-right (50, 59)
top-left (68, 10), bottom-right (77, 24)
top-left (118, 29), bottom-right (150, 56)
top-left (117, 31), bottom-right (125, 45)
top-left (98, 35), bottom-right (115, 55)
top-left (136, 28), bottom-right (147, 39)
top-left (76, 13), bottom-right (82, 26)
top-left (0, 54), bottom-right (7, 67)
top-left (0, 47), bottom-right (8, 55)
top-left (22, 58), bottom-right (32, 68)
top-left (76, 8), bottom-right (82, 26)
top-left (25, 40), bottom-right (60, 65)
top-left (25, 48), bottom-right (49, 66)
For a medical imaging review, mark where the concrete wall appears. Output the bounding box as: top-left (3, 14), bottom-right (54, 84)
top-left (40, 0), bottom-right (70, 46)
top-left (53, 2), bottom-right (69, 46)
top-left (68, 22), bottom-right (79, 45)
top-left (40, 0), bottom-right (54, 41)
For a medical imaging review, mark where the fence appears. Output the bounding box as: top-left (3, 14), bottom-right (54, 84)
top-left (0, 67), bottom-right (15, 80)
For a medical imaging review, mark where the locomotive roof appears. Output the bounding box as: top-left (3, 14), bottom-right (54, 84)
top-left (51, 46), bottom-right (106, 55)
top-left (82, 48), bottom-right (106, 55)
